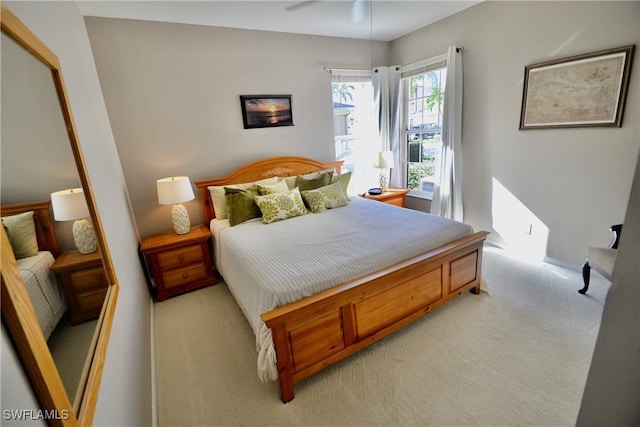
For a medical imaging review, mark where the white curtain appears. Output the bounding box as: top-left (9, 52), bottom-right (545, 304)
top-left (372, 66), bottom-right (402, 187)
top-left (431, 46), bottom-right (463, 221)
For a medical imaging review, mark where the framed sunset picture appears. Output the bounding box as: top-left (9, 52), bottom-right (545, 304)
top-left (240, 95), bottom-right (294, 129)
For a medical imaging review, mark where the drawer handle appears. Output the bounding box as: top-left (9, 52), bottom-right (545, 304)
top-left (182, 272), bottom-right (189, 279)
top-left (178, 254), bottom-right (185, 262)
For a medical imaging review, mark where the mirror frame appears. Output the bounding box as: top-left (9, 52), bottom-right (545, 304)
top-left (0, 5), bottom-right (118, 426)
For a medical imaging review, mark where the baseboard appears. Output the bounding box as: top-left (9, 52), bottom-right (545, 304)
top-left (150, 295), bottom-right (158, 427)
top-left (542, 255), bottom-right (581, 272)
top-left (484, 239), bottom-right (581, 272)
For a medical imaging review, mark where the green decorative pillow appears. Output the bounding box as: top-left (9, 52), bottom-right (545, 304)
top-left (257, 179), bottom-right (290, 195)
top-left (224, 186), bottom-right (261, 226)
top-left (301, 182), bottom-right (350, 213)
top-left (330, 171), bottom-right (352, 200)
top-left (284, 169), bottom-right (334, 189)
top-left (2, 211), bottom-right (39, 259)
top-left (295, 171), bottom-right (333, 192)
top-left (208, 176), bottom-right (279, 219)
top-left (254, 188), bottom-right (308, 224)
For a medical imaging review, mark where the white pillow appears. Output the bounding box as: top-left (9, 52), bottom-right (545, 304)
top-left (208, 176), bottom-right (278, 219)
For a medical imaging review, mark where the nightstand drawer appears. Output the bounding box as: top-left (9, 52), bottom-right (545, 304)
top-left (140, 225), bottom-right (216, 301)
top-left (162, 263), bottom-right (208, 288)
top-left (51, 251), bottom-right (108, 324)
top-left (69, 266), bottom-right (107, 294)
top-left (77, 289), bottom-right (108, 313)
top-left (157, 245), bottom-right (203, 271)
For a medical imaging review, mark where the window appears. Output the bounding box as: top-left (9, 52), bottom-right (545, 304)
top-left (331, 77), bottom-right (377, 194)
top-left (401, 58), bottom-right (447, 198)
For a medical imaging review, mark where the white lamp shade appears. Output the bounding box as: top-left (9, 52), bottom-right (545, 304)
top-left (377, 151), bottom-right (394, 169)
top-left (51, 188), bottom-right (90, 221)
top-left (157, 176), bottom-right (195, 205)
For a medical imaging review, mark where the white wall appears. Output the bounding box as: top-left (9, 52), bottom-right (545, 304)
top-left (84, 17), bottom-right (389, 238)
top-left (2, 2), bottom-right (153, 426)
top-left (391, 1), bottom-right (640, 265)
top-left (577, 147), bottom-right (640, 424)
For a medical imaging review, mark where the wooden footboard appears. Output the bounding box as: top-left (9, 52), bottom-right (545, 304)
top-left (261, 230), bottom-right (489, 403)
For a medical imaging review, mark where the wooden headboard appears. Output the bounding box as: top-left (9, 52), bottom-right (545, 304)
top-left (194, 156), bottom-right (344, 224)
top-left (1, 200), bottom-right (61, 258)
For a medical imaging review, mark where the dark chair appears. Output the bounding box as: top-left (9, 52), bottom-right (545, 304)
top-left (580, 224), bottom-right (623, 294)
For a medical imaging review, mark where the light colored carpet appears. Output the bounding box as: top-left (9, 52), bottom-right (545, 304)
top-left (47, 313), bottom-right (98, 406)
top-left (154, 247), bottom-right (609, 426)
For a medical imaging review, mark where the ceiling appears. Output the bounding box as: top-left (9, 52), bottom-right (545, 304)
top-left (77, 0), bottom-right (481, 42)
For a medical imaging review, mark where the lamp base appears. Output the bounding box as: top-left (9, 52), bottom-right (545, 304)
top-left (172, 204), bottom-right (191, 235)
top-left (379, 172), bottom-right (388, 193)
top-left (73, 219), bottom-right (97, 254)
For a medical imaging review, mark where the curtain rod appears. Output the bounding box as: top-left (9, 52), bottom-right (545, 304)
top-left (326, 45), bottom-right (463, 75)
top-left (324, 67), bottom-right (371, 73)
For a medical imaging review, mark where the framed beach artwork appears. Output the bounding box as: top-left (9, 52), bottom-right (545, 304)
top-left (520, 45), bottom-right (635, 129)
top-left (240, 95), bottom-right (294, 129)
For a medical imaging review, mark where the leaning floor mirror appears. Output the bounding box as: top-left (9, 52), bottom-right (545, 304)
top-left (1, 5), bottom-right (118, 426)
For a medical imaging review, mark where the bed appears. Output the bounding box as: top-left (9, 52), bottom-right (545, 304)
top-left (1, 201), bottom-right (67, 339)
top-left (195, 156), bottom-right (489, 403)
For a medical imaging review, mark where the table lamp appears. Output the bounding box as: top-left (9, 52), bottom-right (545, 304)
top-left (157, 176), bottom-right (195, 235)
top-left (377, 151), bottom-right (394, 192)
top-left (51, 188), bottom-right (97, 254)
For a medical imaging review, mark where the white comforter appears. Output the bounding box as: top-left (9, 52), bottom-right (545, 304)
top-left (211, 197), bottom-right (474, 381)
top-left (17, 251), bottom-right (67, 340)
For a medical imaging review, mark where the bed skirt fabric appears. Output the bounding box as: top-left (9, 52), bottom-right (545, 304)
top-left (212, 197), bottom-right (474, 381)
top-left (17, 251), bottom-right (67, 340)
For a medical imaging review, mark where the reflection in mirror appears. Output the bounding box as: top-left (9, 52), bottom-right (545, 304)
top-left (50, 188), bottom-right (98, 255)
top-left (0, 11), bottom-right (113, 422)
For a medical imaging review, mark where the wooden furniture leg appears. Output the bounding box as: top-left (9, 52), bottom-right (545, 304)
top-left (272, 324), bottom-right (295, 403)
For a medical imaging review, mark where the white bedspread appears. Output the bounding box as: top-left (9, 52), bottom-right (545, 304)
top-left (17, 251), bottom-right (67, 340)
top-left (212, 197), bottom-right (474, 381)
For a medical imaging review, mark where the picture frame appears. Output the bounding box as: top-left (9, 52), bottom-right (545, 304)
top-left (240, 95), bottom-right (294, 129)
top-left (520, 45), bottom-right (634, 129)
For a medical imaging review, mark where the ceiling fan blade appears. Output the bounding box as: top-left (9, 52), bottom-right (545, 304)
top-left (285, 0), bottom-right (321, 12)
top-left (351, 0), bottom-right (368, 23)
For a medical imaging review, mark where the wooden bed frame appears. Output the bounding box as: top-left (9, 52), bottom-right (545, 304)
top-left (1, 200), bottom-right (61, 257)
top-left (195, 156), bottom-right (489, 403)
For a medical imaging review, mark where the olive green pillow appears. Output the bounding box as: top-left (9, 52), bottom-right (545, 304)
top-left (330, 171), bottom-right (352, 200)
top-left (254, 188), bottom-right (308, 224)
top-left (284, 169), bottom-right (334, 189)
top-left (224, 186), bottom-right (261, 226)
top-left (301, 182), bottom-right (350, 214)
top-left (257, 179), bottom-right (290, 195)
top-left (208, 176), bottom-right (279, 219)
top-left (295, 171), bottom-right (333, 192)
top-left (2, 211), bottom-right (39, 259)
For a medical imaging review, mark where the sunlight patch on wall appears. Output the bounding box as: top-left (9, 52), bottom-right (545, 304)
top-left (491, 177), bottom-right (549, 260)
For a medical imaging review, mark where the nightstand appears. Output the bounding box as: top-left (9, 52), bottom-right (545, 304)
top-left (360, 188), bottom-right (410, 207)
top-left (140, 225), bottom-right (216, 301)
top-left (50, 251), bottom-right (108, 325)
